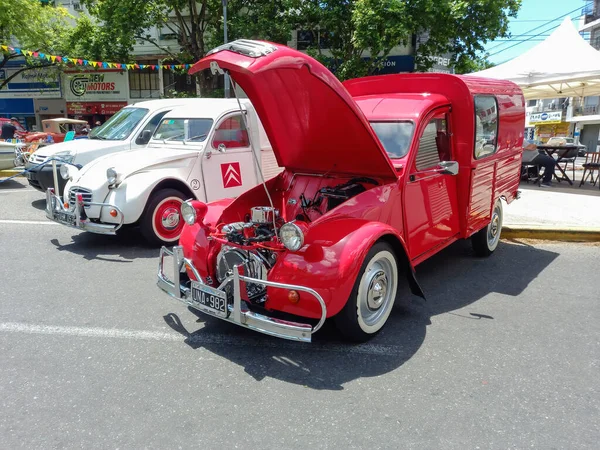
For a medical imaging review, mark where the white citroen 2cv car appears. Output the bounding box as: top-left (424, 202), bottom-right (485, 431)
top-left (45, 98), bottom-right (280, 246)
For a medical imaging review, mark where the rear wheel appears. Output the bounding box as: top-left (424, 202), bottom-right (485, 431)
top-left (334, 242), bottom-right (398, 342)
top-left (141, 189), bottom-right (187, 247)
top-left (471, 200), bottom-right (503, 257)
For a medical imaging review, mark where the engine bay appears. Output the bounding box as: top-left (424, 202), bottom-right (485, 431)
top-left (211, 176), bottom-right (380, 303)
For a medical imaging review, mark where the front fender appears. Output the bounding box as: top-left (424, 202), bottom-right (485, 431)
top-left (101, 171), bottom-right (196, 224)
top-left (265, 219), bottom-right (412, 319)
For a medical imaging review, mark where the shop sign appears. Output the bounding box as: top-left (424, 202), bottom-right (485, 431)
top-left (64, 71), bottom-right (128, 102)
top-left (530, 111), bottom-right (562, 124)
top-left (67, 101), bottom-right (128, 116)
top-left (0, 67), bottom-right (61, 99)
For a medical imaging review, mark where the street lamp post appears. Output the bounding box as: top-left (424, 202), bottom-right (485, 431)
top-left (223, 0), bottom-right (230, 98)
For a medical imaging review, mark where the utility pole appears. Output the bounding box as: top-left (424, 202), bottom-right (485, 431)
top-left (223, 0), bottom-right (230, 98)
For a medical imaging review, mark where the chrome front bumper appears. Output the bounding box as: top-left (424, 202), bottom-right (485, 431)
top-left (45, 188), bottom-right (124, 235)
top-left (157, 246), bottom-right (327, 343)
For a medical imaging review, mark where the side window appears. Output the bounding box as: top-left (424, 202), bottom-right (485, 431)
top-left (211, 114), bottom-right (249, 149)
top-left (415, 115), bottom-right (450, 171)
top-left (474, 96), bottom-right (498, 159)
top-left (136, 110), bottom-right (169, 144)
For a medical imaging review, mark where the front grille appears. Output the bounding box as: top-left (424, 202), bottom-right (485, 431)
top-left (68, 187), bottom-right (92, 209)
top-left (30, 154), bottom-right (47, 164)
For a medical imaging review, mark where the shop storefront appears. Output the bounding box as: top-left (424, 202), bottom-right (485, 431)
top-left (64, 70), bottom-right (129, 125)
top-left (0, 65), bottom-right (62, 130)
top-left (529, 111), bottom-right (572, 143)
top-left (34, 98), bottom-right (67, 124)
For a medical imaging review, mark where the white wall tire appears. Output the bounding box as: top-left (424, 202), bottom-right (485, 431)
top-left (472, 199), bottom-right (503, 257)
top-left (141, 189), bottom-right (187, 246)
top-left (334, 242), bottom-right (399, 342)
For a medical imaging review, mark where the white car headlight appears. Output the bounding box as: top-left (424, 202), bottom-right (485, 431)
top-left (181, 201), bottom-right (196, 225)
top-left (106, 167), bottom-right (119, 186)
top-left (54, 151), bottom-right (75, 164)
top-left (60, 164), bottom-right (79, 181)
top-left (279, 222), bottom-right (304, 251)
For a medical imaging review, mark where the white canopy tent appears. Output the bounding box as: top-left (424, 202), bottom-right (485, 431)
top-left (468, 17), bottom-right (600, 100)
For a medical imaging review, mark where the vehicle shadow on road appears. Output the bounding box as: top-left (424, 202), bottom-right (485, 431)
top-left (49, 227), bottom-right (160, 262)
top-left (0, 179), bottom-right (27, 189)
top-left (163, 240), bottom-right (559, 390)
top-left (31, 199), bottom-right (46, 210)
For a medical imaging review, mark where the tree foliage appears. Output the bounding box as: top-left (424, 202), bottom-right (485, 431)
top-left (0, 0), bottom-right (73, 89)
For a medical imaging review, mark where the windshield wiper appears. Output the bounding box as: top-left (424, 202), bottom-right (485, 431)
top-left (163, 133), bottom-right (185, 143)
top-left (90, 135), bottom-right (107, 140)
top-left (185, 134), bottom-right (207, 142)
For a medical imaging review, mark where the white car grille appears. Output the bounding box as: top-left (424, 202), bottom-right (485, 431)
top-left (30, 153), bottom-right (47, 164)
top-left (68, 187), bottom-right (93, 209)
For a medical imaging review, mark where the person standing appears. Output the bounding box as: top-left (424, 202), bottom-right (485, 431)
top-left (522, 139), bottom-right (556, 187)
top-left (1, 117), bottom-right (20, 140)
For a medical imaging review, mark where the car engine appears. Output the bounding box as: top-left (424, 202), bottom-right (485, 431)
top-left (213, 178), bottom-right (379, 303)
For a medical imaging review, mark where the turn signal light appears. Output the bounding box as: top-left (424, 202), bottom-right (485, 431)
top-left (288, 290), bottom-right (300, 303)
top-left (109, 209), bottom-right (118, 217)
top-left (64, 202), bottom-right (69, 209)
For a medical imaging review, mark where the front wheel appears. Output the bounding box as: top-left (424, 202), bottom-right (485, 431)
top-left (140, 188), bottom-right (187, 247)
top-left (334, 242), bottom-right (399, 342)
top-left (471, 199), bottom-right (503, 257)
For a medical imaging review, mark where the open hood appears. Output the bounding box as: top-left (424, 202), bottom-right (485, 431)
top-left (190, 40), bottom-right (397, 179)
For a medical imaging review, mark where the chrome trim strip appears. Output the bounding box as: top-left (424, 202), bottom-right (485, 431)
top-left (156, 245), bottom-right (327, 343)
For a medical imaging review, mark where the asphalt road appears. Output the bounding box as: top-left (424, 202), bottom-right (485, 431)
top-left (1, 178), bottom-right (599, 449)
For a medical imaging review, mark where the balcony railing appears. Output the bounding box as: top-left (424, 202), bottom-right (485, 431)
top-left (573, 105), bottom-right (599, 116)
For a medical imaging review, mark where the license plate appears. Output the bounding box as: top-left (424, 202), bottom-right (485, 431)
top-left (54, 211), bottom-right (76, 226)
top-left (190, 281), bottom-right (228, 318)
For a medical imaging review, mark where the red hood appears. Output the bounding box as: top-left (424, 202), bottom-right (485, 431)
top-left (190, 40), bottom-right (396, 179)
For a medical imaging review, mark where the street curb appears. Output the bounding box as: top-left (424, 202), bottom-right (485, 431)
top-left (0, 169), bottom-right (24, 178)
top-left (503, 226), bottom-right (600, 242)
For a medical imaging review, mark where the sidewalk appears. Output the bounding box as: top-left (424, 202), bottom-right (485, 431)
top-left (504, 171), bottom-right (600, 241)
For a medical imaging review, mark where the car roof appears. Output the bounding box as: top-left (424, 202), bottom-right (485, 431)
top-left (42, 118), bottom-right (88, 124)
top-left (354, 93), bottom-right (450, 121)
top-left (161, 99), bottom-right (251, 119)
top-left (125, 98), bottom-right (207, 110)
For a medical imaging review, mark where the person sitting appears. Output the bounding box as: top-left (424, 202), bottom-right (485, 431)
top-left (522, 139), bottom-right (556, 187)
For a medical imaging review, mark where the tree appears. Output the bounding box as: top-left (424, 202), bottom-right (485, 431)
top-left (287, 0), bottom-right (521, 80)
top-left (454, 55), bottom-right (495, 75)
top-left (0, 0), bottom-right (73, 90)
top-left (78, 0), bottom-right (295, 93)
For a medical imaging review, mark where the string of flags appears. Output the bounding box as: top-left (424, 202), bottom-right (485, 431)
top-left (0, 44), bottom-right (192, 72)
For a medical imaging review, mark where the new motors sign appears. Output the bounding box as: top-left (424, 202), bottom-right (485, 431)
top-left (64, 71), bottom-right (128, 102)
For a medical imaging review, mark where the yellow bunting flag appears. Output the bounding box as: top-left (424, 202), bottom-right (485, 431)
top-left (50, 55), bottom-right (56, 62)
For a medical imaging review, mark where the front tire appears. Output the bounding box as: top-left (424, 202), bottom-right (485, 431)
top-left (140, 188), bottom-right (187, 247)
top-left (471, 199), bottom-right (503, 257)
top-left (334, 242), bottom-right (399, 342)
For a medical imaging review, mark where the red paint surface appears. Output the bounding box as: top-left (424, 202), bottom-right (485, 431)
top-left (220, 162), bottom-right (243, 188)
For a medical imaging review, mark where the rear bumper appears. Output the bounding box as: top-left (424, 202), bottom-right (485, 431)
top-left (45, 188), bottom-right (124, 235)
top-left (157, 246), bottom-right (327, 343)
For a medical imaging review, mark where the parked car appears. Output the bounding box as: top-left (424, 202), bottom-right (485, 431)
top-left (21, 118), bottom-right (89, 145)
top-left (156, 40), bottom-right (525, 343)
top-left (45, 99), bottom-right (281, 246)
top-left (25, 98), bottom-right (202, 194)
top-left (0, 140), bottom-right (20, 170)
top-left (545, 136), bottom-right (586, 157)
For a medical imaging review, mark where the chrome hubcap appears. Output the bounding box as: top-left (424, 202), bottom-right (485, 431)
top-left (487, 206), bottom-right (502, 248)
top-left (367, 270), bottom-right (388, 310)
top-left (161, 207), bottom-right (180, 230)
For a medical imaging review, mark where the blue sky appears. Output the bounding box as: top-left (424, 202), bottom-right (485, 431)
top-left (482, 0), bottom-right (591, 64)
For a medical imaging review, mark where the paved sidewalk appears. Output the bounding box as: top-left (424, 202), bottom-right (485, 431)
top-left (504, 171), bottom-right (600, 240)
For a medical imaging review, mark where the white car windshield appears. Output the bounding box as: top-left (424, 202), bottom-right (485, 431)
top-left (89, 108), bottom-right (149, 141)
top-left (370, 121), bottom-right (415, 159)
top-left (153, 118), bottom-right (214, 142)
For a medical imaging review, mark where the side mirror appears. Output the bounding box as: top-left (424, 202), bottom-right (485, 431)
top-left (137, 129), bottom-right (152, 145)
top-left (438, 160), bottom-right (459, 176)
top-left (217, 143), bottom-right (226, 153)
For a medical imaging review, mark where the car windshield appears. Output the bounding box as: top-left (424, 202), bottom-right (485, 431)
top-left (89, 107), bottom-right (149, 141)
top-left (153, 118), bottom-right (214, 143)
top-left (370, 121), bottom-right (415, 159)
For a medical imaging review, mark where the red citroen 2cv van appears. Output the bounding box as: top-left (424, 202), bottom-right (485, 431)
top-left (157, 40), bottom-right (525, 343)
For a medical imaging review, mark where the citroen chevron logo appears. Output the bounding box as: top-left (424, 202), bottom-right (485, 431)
top-left (220, 162), bottom-right (242, 188)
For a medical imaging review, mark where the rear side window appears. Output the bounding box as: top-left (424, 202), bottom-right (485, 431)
top-left (474, 96), bottom-right (499, 159)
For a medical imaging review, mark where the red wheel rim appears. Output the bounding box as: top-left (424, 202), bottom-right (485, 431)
top-left (152, 197), bottom-right (184, 242)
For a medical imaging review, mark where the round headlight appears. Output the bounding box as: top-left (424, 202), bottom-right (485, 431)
top-left (279, 222), bottom-right (304, 251)
top-left (106, 167), bottom-right (118, 186)
top-left (181, 201), bottom-right (196, 225)
top-left (60, 164), bottom-right (78, 181)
